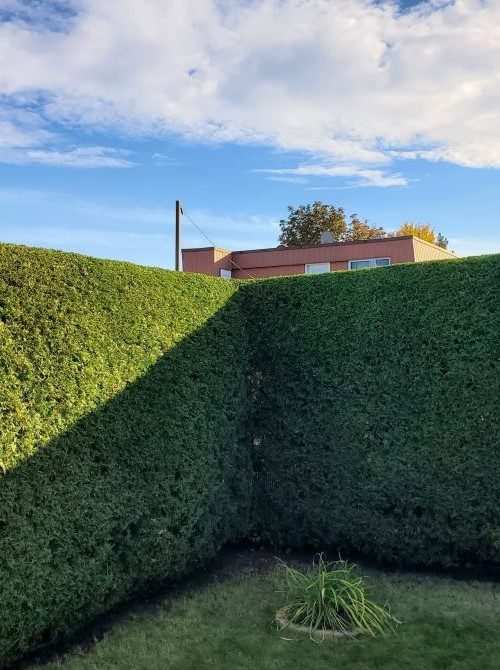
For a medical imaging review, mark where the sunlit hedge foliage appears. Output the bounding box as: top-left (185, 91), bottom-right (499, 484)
top-left (0, 243), bottom-right (252, 667)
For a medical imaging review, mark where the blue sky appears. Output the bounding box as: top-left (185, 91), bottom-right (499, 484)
top-left (1, 0), bottom-right (499, 269)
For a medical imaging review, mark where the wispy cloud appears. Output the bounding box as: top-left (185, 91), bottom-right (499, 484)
top-left (182, 207), bottom-right (278, 247)
top-left (0, 145), bottom-right (135, 168)
top-left (151, 152), bottom-right (173, 166)
top-left (0, 97), bottom-right (135, 167)
top-left (256, 164), bottom-right (408, 188)
top-left (0, 188), bottom-right (166, 224)
top-left (0, 189), bottom-right (280, 264)
top-left (265, 175), bottom-right (308, 185)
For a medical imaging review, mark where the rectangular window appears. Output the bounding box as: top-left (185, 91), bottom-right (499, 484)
top-left (305, 262), bottom-right (330, 274)
top-left (348, 258), bottom-right (390, 270)
top-left (219, 268), bottom-right (232, 278)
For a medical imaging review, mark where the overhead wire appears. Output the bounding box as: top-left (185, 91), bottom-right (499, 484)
top-left (182, 208), bottom-right (256, 280)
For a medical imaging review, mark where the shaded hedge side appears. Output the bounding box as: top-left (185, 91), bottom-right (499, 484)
top-left (245, 256), bottom-right (500, 567)
top-left (0, 244), bottom-right (252, 667)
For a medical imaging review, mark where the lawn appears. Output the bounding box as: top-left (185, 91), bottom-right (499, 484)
top-left (30, 554), bottom-right (500, 670)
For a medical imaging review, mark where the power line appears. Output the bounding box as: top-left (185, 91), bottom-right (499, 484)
top-left (182, 208), bottom-right (256, 280)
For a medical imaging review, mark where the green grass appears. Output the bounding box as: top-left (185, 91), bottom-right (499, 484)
top-left (35, 564), bottom-right (500, 670)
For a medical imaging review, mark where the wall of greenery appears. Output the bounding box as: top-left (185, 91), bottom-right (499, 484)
top-left (2, 242), bottom-right (500, 666)
top-left (0, 243), bottom-right (252, 667)
top-left (245, 255), bottom-right (500, 568)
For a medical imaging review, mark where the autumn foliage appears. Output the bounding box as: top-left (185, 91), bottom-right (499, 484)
top-left (278, 202), bottom-right (448, 249)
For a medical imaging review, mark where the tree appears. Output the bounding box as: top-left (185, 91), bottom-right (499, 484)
top-left (395, 222), bottom-right (436, 244)
top-left (278, 202), bottom-right (346, 247)
top-left (436, 232), bottom-right (449, 249)
top-left (278, 202), bottom-right (385, 247)
top-left (344, 214), bottom-right (386, 241)
top-left (394, 222), bottom-right (449, 249)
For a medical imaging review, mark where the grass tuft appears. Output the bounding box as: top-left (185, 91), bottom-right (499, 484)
top-left (276, 554), bottom-right (400, 639)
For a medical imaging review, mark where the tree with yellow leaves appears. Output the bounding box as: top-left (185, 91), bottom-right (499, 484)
top-left (395, 222), bottom-right (448, 249)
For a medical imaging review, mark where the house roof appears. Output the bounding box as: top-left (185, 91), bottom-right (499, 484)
top-left (182, 235), bottom-right (456, 257)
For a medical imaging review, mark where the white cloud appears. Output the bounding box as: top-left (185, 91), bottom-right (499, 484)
top-left (0, 102), bottom-right (53, 148)
top-left (0, 189), bottom-right (280, 262)
top-left (0, 0), bottom-right (500, 179)
top-left (266, 175), bottom-right (309, 184)
top-left (0, 188), bottom-right (167, 223)
top-left (0, 97), bottom-right (135, 167)
top-left (150, 152), bottom-right (183, 167)
top-left (181, 207), bottom-right (279, 249)
top-left (257, 164), bottom-right (408, 187)
top-left (0, 145), bottom-right (135, 168)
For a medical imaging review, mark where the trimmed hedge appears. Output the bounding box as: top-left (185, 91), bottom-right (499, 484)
top-left (0, 243), bottom-right (252, 667)
top-left (3, 243), bottom-right (500, 666)
top-left (245, 255), bottom-right (500, 567)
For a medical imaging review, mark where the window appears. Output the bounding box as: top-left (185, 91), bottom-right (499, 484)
top-left (219, 268), bottom-right (232, 279)
top-left (305, 262), bottom-right (330, 274)
top-left (348, 258), bottom-right (390, 270)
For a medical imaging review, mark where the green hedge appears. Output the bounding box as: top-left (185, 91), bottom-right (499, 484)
top-left (0, 243), bottom-right (252, 667)
top-left (245, 255), bottom-right (500, 567)
top-left (3, 243), bottom-right (500, 666)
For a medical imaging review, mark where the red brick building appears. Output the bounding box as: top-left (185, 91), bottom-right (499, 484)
top-left (182, 235), bottom-right (456, 279)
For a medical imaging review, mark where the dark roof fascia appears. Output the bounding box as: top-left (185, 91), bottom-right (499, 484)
top-left (232, 236), bottom-right (415, 255)
top-left (181, 246), bottom-right (230, 253)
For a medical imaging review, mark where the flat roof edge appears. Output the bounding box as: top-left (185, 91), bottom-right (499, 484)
top-left (181, 246), bottom-right (231, 253)
top-left (232, 235), bottom-right (415, 255)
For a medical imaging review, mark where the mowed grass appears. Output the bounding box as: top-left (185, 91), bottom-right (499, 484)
top-left (37, 565), bottom-right (500, 670)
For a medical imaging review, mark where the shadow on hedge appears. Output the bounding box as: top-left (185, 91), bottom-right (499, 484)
top-left (0, 297), bottom-right (254, 668)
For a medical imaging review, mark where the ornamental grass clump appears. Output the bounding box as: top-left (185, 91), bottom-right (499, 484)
top-left (276, 555), bottom-right (400, 640)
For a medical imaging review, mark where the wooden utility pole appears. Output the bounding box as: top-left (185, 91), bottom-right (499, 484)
top-left (175, 200), bottom-right (182, 271)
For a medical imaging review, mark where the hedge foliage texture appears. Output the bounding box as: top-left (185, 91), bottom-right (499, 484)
top-left (2, 243), bottom-right (500, 666)
top-left (246, 255), bottom-right (500, 568)
top-left (0, 243), bottom-right (252, 667)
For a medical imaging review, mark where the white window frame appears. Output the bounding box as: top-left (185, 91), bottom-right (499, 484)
top-left (348, 258), bottom-right (391, 270)
top-left (305, 262), bottom-right (331, 274)
top-left (219, 268), bottom-right (232, 279)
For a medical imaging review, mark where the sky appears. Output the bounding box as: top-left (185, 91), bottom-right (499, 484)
top-left (0, 0), bottom-right (499, 269)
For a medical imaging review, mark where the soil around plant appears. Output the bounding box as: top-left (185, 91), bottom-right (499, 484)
top-left (275, 613), bottom-right (362, 639)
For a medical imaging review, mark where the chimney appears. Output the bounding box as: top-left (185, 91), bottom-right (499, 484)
top-left (320, 231), bottom-right (334, 244)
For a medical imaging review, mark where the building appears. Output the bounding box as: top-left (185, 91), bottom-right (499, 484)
top-left (182, 235), bottom-right (457, 279)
